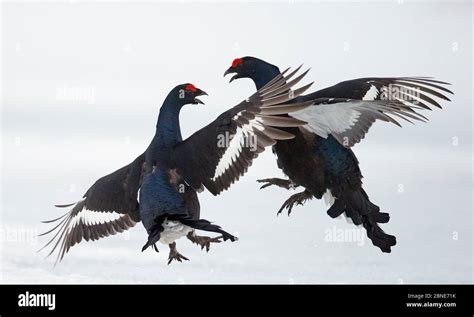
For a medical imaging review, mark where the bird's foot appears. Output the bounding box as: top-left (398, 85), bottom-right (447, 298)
top-left (257, 178), bottom-right (296, 190)
top-left (167, 242), bottom-right (189, 265)
top-left (277, 190), bottom-right (313, 216)
top-left (152, 244), bottom-right (159, 253)
top-left (187, 232), bottom-right (222, 252)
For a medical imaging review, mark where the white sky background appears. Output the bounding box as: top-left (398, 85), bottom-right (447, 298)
top-left (1, 0), bottom-right (472, 283)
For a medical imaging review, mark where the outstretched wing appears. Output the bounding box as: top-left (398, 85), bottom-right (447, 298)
top-left (39, 153), bottom-right (145, 263)
top-left (290, 97), bottom-right (429, 147)
top-left (171, 67), bottom-right (315, 195)
top-left (306, 76), bottom-right (453, 108)
top-left (291, 77), bottom-right (453, 147)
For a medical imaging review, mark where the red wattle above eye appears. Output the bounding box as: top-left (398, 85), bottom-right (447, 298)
top-left (232, 58), bottom-right (242, 68)
top-left (185, 84), bottom-right (197, 92)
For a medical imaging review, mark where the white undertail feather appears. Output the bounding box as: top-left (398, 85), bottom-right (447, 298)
top-left (323, 189), bottom-right (335, 206)
top-left (159, 219), bottom-right (193, 245)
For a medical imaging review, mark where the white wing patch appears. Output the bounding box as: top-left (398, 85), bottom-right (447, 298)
top-left (71, 204), bottom-right (125, 227)
top-left (290, 101), bottom-right (360, 139)
top-left (39, 198), bottom-right (137, 263)
top-left (362, 84), bottom-right (379, 100)
top-left (289, 99), bottom-right (426, 147)
top-left (212, 116), bottom-right (264, 180)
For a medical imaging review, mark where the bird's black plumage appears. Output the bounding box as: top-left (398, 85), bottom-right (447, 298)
top-left (39, 153), bottom-right (145, 261)
top-left (41, 70), bottom-right (315, 263)
top-left (225, 56), bottom-right (453, 253)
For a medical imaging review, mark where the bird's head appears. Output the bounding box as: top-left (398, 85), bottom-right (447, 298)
top-left (223, 56), bottom-right (280, 89)
top-left (223, 57), bottom-right (256, 83)
top-left (174, 83), bottom-right (208, 106)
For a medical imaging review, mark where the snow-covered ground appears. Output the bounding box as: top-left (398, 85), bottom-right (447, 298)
top-left (1, 143), bottom-right (472, 284)
top-left (1, 1), bottom-right (472, 284)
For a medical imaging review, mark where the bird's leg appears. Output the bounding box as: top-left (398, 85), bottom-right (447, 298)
top-left (277, 190), bottom-right (313, 216)
top-left (152, 244), bottom-right (159, 253)
top-left (257, 178), bottom-right (297, 190)
top-left (186, 231), bottom-right (222, 252)
top-left (167, 242), bottom-right (189, 265)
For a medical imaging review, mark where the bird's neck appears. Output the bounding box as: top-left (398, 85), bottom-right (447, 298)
top-left (251, 62), bottom-right (281, 90)
top-left (154, 93), bottom-right (184, 148)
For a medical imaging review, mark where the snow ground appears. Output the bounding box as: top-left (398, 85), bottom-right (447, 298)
top-left (1, 145), bottom-right (472, 284)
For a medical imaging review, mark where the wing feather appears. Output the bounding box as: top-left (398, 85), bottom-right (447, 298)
top-left (290, 98), bottom-right (430, 147)
top-left (171, 68), bottom-right (316, 195)
top-left (39, 153), bottom-right (145, 263)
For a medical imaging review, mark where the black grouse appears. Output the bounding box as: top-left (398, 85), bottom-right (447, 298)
top-left (224, 56), bottom-right (452, 253)
top-left (40, 70), bottom-right (316, 264)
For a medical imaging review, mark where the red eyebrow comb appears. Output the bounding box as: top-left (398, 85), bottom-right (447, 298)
top-left (232, 58), bottom-right (242, 68)
top-left (185, 84), bottom-right (197, 92)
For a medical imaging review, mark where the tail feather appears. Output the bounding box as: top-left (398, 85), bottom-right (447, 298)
top-left (363, 215), bottom-right (397, 253)
top-left (180, 218), bottom-right (238, 242)
top-left (371, 212), bottom-right (390, 224)
top-left (327, 188), bottom-right (396, 253)
top-left (141, 223), bottom-right (163, 251)
top-left (141, 214), bottom-right (237, 252)
top-left (327, 199), bottom-right (345, 218)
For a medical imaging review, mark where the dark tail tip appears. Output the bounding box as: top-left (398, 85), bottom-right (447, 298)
top-left (142, 227), bottom-right (162, 252)
top-left (332, 188), bottom-right (396, 252)
top-left (222, 232), bottom-right (238, 242)
top-left (327, 200), bottom-right (345, 218)
top-left (180, 218), bottom-right (238, 242)
top-left (364, 218), bottom-right (397, 253)
top-left (372, 212), bottom-right (390, 224)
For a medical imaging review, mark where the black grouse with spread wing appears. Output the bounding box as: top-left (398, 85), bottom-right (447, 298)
top-left (224, 56), bottom-right (452, 253)
top-left (40, 69), bottom-right (315, 263)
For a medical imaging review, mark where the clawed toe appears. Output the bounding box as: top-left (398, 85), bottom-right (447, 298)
top-left (257, 178), bottom-right (295, 190)
top-left (276, 191), bottom-right (313, 216)
top-left (167, 252), bottom-right (189, 265)
top-left (188, 233), bottom-right (223, 252)
top-left (201, 236), bottom-right (222, 252)
top-left (277, 197), bottom-right (297, 216)
top-left (167, 242), bottom-right (189, 265)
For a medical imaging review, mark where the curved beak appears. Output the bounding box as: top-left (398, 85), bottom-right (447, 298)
top-left (223, 67), bottom-right (239, 83)
top-left (193, 89), bottom-right (208, 105)
top-left (197, 89), bottom-right (208, 97)
top-left (223, 67), bottom-right (233, 77)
